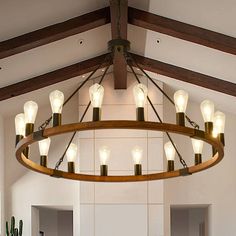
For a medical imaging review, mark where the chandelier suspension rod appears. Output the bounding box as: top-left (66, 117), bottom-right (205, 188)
top-left (127, 53), bottom-right (199, 130)
top-left (128, 63), bottom-right (188, 168)
top-left (63, 54), bottom-right (111, 107)
top-left (38, 54), bottom-right (112, 131)
top-left (54, 63), bottom-right (112, 170)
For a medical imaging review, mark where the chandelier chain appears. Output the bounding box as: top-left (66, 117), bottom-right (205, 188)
top-left (127, 53), bottom-right (200, 130)
top-left (128, 63), bottom-right (188, 169)
top-left (54, 64), bottom-right (111, 170)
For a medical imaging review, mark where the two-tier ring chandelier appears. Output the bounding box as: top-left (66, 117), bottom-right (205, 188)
top-left (14, 44), bottom-right (225, 182)
top-left (14, 2), bottom-right (225, 182)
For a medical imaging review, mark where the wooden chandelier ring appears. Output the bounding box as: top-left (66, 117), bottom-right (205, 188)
top-left (15, 120), bottom-right (224, 182)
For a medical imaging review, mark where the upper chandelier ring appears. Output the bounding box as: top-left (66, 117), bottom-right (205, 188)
top-left (15, 120), bottom-right (224, 182)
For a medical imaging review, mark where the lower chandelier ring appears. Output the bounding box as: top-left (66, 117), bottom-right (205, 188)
top-left (15, 120), bottom-right (224, 182)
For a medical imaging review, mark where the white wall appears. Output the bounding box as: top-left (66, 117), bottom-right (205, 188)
top-left (79, 73), bottom-right (164, 236)
top-left (163, 85), bottom-right (236, 236)
top-left (4, 95), bottom-right (80, 236)
top-left (0, 115), bottom-right (4, 236)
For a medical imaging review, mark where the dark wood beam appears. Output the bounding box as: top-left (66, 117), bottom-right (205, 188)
top-left (0, 54), bottom-right (109, 101)
top-left (110, 0), bottom-right (128, 89)
top-left (0, 53), bottom-right (235, 101)
top-left (0, 7), bottom-right (110, 59)
top-left (1, 7), bottom-right (236, 60)
top-left (128, 7), bottom-right (236, 55)
top-left (131, 53), bottom-right (236, 97)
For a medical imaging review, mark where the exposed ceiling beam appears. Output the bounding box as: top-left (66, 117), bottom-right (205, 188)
top-left (0, 53), bottom-right (235, 102)
top-left (0, 7), bottom-right (236, 60)
top-left (110, 0), bottom-right (128, 89)
top-left (131, 53), bottom-right (236, 97)
top-left (0, 54), bottom-right (109, 101)
top-left (0, 7), bottom-right (110, 59)
top-left (128, 7), bottom-right (236, 55)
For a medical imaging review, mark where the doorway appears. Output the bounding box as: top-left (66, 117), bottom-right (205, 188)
top-left (171, 205), bottom-right (209, 236)
top-left (32, 206), bottom-right (73, 236)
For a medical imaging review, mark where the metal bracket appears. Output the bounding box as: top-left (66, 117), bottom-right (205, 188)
top-left (108, 39), bottom-right (130, 53)
top-left (33, 130), bottom-right (47, 141)
top-left (180, 168), bottom-right (192, 176)
top-left (51, 169), bottom-right (63, 178)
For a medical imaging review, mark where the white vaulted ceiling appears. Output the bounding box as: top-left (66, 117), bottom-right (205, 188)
top-left (0, 0), bottom-right (235, 116)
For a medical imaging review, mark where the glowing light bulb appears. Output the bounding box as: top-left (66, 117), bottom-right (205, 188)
top-left (213, 111), bottom-right (226, 134)
top-left (132, 146), bottom-right (143, 164)
top-left (38, 138), bottom-right (51, 156)
top-left (89, 83), bottom-right (104, 108)
top-left (200, 100), bottom-right (214, 122)
top-left (66, 143), bottom-right (77, 162)
top-left (49, 90), bottom-right (64, 113)
top-left (174, 90), bottom-right (188, 113)
top-left (15, 113), bottom-right (25, 136)
top-left (24, 101), bottom-right (38, 124)
top-left (191, 138), bottom-right (204, 154)
top-left (164, 141), bottom-right (176, 161)
top-left (133, 84), bottom-right (148, 108)
top-left (99, 146), bottom-right (110, 165)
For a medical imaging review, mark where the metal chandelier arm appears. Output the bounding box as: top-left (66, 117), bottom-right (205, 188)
top-left (38, 54), bottom-right (112, 131)
top-left (54, 63), bottom-right (112, 170)
top-left (127, 53), bottom-right (200, 130)
top-left (128, 63), bottom-right (188, 168)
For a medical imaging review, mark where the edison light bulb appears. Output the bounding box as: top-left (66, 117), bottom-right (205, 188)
top-left (99, 146), bottom-right (110, 176)
top-left (132, 146), bottom-right (143, 164)
top-left (191, 138), bottom-right (204, 154)
top-left (15, 113), bottom-right (25, 136)
top-left (174, 90), bottom-right (188, 113)
top-left (39, 138), bottom-right (51, 156)
top-left (99, 146), bottom-right (110, 165)
top-left (133, 84), bottom-right (148, 121)
top-left (174, 90), bottom-right (188, 126)
top-left (15, 113), bottom-right (25, 146)
top-left (213, 111), bottom-right (226, 146)
top-left (213, 111), bottom-right (226, 134)
top-left (24, 101), bottom-right (38, 124)
top-left (38, 138), bottom-right (51, 167)
top-left (132, 146), bottom-right (143, 175)
top-left (24, 101), bottom-right (38, 135)
top-left (191, 138), bottom-right (204, 165)
top-left (49, 90), bottom-right (64, 113)
top-left (89, 83), bottom-right (104, 108)
top-left (66, 143), bottom-right (77, 162)
top-left (200, 100), bottom-right (214, 122)
top-left (164, 141), bottom-right (176, 172)
top-left (133, 84), bottom-right (148, 108)
top-left (65, 143), bottom-right (77, 173)
top-left (164, 142), bottom-right (176, 161)
top-left (89, 83), bottom-right (104, 121)
top-left (49, 90), bottom-right (64, 126)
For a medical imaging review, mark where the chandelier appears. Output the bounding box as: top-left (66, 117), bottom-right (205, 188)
top-left (14, 40), bottom-right (225, 182)
top-left (14, 0), bottom-right (225, 182)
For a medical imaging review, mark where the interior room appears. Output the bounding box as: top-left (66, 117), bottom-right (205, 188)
top-left (0, 0), bottom-right (235, 236)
